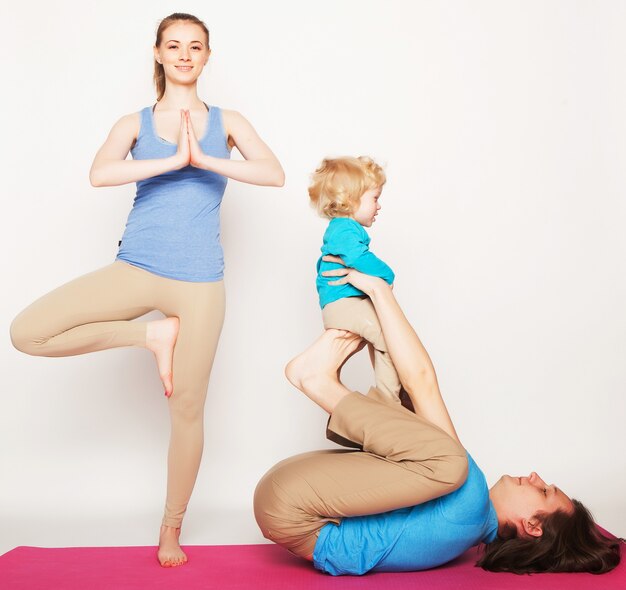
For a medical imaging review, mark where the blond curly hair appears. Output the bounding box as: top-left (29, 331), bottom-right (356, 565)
top-left (308, 156), bottom-right (386, 219)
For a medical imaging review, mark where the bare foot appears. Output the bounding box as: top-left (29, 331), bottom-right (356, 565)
top-left (158, 525), bottom-right (187, 567)
top-left (337, 336), bottom-right (368, 380)
top-left (286, 329), bottom-right (364, 388)
top-left (146, 317), bottom-right (179, 397)
top-left (285, 330), bottom-right (364, 412)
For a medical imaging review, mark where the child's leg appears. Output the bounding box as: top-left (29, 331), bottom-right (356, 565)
top-left (322, 297), bottom-right (401, 401)
top-left (254, 392), bottom-right (468, 559)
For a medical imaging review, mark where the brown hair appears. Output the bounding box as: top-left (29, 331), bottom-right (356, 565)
top-left (153, 13), bottom-right (210, 101)
top-left (477, 500), bottom-right (621, 574)
top-left (308, 156), bottom-right (386, 219)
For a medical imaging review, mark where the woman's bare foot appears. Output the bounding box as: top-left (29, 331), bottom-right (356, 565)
top-left (285, 329), bottom-right (364, 412)
top-left (146, 317), bottom-right (179, 397)
top-left (158, 525), bottom-right (187, 567)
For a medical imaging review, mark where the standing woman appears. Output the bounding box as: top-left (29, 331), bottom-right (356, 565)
top-left (10, 13), bottom-right (284, 567)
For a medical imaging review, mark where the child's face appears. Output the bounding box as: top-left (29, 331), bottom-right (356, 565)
top-left (352, 187), bottom-right (382, 227)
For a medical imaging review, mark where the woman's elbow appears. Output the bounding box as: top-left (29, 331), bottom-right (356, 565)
top-left (263, 158), bottom-right (284, 187)
top-left (271, 166), bottom-right (285, 187)
top-left (89, 168), bottom-right (104, 187)
top-left (403, 369), bottom-right (439, 398)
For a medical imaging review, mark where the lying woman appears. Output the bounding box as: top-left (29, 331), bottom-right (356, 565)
top-left (254, 258), bottom-right (620, 575)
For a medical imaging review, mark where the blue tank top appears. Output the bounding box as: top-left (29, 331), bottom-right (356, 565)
top-left (116, 105), bottom-right (231, 282)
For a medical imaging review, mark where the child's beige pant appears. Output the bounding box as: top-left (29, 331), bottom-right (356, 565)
top-left (322, 296), bottom-right (401, 401)
top-left (10, 261), bottom-right (225, 528)
top-left (254, 388), bottom-right (468, 559)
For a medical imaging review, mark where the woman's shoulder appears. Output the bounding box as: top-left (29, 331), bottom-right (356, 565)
top-left (456, 454), bottom-right (488, 495)
top-left (109, 110), bottom-right (143, 137)
top-left (217, 107), bottom-right (241, 120)
top-left (438, 454), bottom-right (491, 524)
top-left (218, 108), bottom-right (254, 130)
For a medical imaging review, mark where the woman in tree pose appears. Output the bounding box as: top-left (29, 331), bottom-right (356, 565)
top-left (254, 259), bottom-right (620, 575)
top-left (11, 12), bottom-right (284, 567)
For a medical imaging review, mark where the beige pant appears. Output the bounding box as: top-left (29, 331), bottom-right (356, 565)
top-left (10, 261), bottom-right (225, 528)
top-left (322, 297), bottom-right (401, 401)
top-left (254, 388), bottom-right (468, 559)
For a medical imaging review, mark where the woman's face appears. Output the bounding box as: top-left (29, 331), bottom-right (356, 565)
top-left (154, 22), bottom-right (210, 86)
top-left (490, 471), bottom-right (573, 536)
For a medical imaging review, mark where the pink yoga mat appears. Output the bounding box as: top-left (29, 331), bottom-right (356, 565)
top-left (0, 542), bottom-right (623, 590)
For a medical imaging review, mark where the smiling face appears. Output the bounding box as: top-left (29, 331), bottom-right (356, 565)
top-left (490, 472), bottom-right (574, 538)
top-left (352, 187), bottom-right (382, 227)
top-left (154, 22), bottom-right (210, 87)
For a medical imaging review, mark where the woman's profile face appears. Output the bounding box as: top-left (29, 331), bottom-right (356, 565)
top-left (154, 22), bottom-right (210, 86)
top-left (491, 472), bottom-right (573, 534)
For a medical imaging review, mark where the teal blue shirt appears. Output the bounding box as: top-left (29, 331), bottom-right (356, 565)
top-left (313, 453), bottom-right (498, 576)
top-left (316, 218), bottom-right (395, 309)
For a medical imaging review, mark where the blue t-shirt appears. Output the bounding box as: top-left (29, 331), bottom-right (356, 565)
top-left (316, 218), bottom-right (395, 309)
top-left (313, 453), bottom-right (498, 576)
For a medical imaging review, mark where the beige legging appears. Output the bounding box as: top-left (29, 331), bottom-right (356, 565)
top-left (10, 260), bottom-right (225, 528)
top-left (254, 388), bottom-right (468, 559)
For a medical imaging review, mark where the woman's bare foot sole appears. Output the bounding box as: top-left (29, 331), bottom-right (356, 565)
top-left (146, 317), bottom-right (179, 397)
top-left (158, 525), bottom-right (187, 567)
top-left (286, 329), bottom-right (364, 387)
top-left (285, 329), bottom-right (364, 408)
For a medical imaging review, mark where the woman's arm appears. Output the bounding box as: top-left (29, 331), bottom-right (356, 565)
top-left (89, 111), bottom-right (189, 187)
top-left (188, 110), bottom-right (285, 187)
top-left (323, 260), bottom-right (461, 443)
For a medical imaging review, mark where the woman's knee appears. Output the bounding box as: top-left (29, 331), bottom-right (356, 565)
top-left (253, 471), bottom-right (305, 544)
top-left (254, 466), bottom-right (324, 560)
top-left (253, 472), bottom-right (281, 538)
top-left (445, 452), bottom-right (469, 491)
top-left (9, 312), bottom-right (40, 355)
top-left (253, 460), bottom-right (302, 526)
top-left (168, 387), bottom-right (208, 422)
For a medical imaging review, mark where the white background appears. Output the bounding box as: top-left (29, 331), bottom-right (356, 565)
top-left (1, 0), bottom-right (624, 555)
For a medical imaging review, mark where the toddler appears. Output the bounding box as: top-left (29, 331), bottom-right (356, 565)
top-left (309, 156), bottom-right (400, 402)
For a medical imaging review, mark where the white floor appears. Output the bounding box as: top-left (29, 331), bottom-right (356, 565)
top-left (0, 508), bottom-right (268, 558)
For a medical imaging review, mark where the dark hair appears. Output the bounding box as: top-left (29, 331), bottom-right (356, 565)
top-left (477, 499), bottom-right (621, 574)
top-left (153, 13), bottom-right (210, 101)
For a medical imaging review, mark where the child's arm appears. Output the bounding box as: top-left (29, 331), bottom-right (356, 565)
top-left (326, 222), bottom-right (395, 285)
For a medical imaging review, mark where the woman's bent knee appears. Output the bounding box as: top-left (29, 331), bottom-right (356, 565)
top-left (9, 313), bottom-right (39, 355)
top-left (446, 452), bottom-right (469, 491)
top-left (253, 465), bottom-right (302, 535)
top-left (253, 473), bottom-right (279, 538)
top-left (253, 471), bottom-right (320, 560)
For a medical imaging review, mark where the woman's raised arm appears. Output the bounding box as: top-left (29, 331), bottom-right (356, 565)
top-left (323, 259), bottom-right (461, 444)
top-left (188, 110), bottom-right (285, 187)
top-left (89, 111), bottom-right (189, 187)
